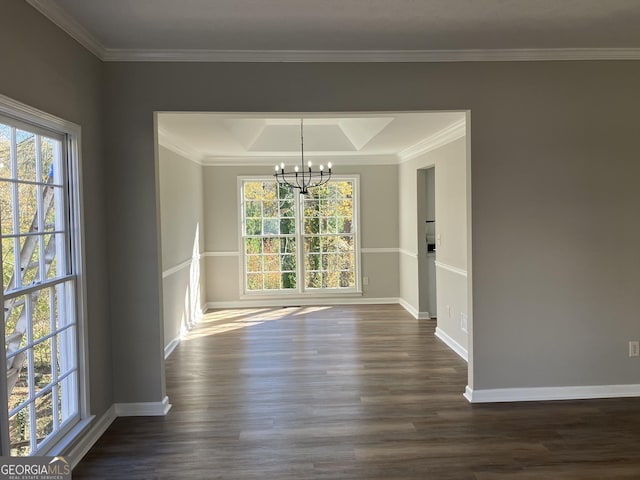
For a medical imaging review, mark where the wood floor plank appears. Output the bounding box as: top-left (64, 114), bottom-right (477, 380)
top-left (73, 305), bottom-right (640, 479)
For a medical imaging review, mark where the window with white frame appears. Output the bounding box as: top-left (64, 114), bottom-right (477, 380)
top-left (240, 177), bottom-right (359, 294)
top-left (0, 104), bottom-right (84, 456)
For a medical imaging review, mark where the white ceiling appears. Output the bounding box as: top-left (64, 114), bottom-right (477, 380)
top-left (27, 0), bottom-right (640, 61)
top-left (157, 112), bottom-right (466, 166)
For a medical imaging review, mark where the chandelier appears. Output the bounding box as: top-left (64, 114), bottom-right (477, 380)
top-left (274, 119), bottom-right (332, 195)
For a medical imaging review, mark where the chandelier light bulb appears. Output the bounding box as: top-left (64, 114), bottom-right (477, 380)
top-left (273, 118), bottom-right (332, 195)
top-left (328, 162), bottom-right (332, 170)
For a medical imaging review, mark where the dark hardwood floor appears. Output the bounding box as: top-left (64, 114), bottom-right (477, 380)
top-left (73, 305), bottom-right (640, 479)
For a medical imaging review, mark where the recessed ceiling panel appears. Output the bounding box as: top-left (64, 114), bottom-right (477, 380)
top-left (338, 118), bottom-right (394, 150)
top-left (248, 124), bottom-right (357, 152)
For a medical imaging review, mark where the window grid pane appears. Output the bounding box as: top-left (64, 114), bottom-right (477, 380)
top-left (242, 180), bottom-right (299, 292)
top-left (1, 120), bottom-right (78, 456)
top-left (242, 178), bottom-right (357, 294)
top-left (302, 180), bottom-right (356, 290)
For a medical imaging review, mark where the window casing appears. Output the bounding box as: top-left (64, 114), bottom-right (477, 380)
top-left (0, 98), bottom-right (87, 457)
top-left (240, 176), bottom-right (360, 295)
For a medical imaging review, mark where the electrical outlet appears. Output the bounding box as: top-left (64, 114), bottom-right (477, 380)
top-left (362, 276), bottom-right (369, 286)
top-left (629, 341), bottom-right (640, 357)
top-left (461, 313), bottom-right (468, 333)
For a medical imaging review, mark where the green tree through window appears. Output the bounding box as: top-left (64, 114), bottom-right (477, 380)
top-left (1, 116), bottom-right (81, 456)
top-left (241, 178), bottom-right (357, 293)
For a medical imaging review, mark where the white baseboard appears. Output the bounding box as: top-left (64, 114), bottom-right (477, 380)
top-left (164, 305), bottom-right (206, 359)
top-left (66, 406), bottom-right (116, 469)
top-left (398, 298), bottom-right (419, 319)
top-left (465, 384), bottom-right (640, 403)
top-left (114, 395), bottom-right (172, 416)
top-left (435, 326), bottom-right (468, 362)
top-left (205, 297), bottom-right (430, 320)
top-left (67, 397), bottom-right (171, 468)
top-left (164, 337), bottom-right (180, 359)
top-left (204, 297), bottom-right (400, 311)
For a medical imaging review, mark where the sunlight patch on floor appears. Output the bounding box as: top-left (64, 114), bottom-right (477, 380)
top-left (182, 306), bottom-right (319, 340)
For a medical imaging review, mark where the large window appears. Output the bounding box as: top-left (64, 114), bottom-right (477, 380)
top-left (0, 101), bottom-right (85, 456)
top-left (241, 178), bottom-right (359, 294)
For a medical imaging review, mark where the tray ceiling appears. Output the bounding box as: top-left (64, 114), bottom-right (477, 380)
top-left (157, 112), bottom-right (466, 165)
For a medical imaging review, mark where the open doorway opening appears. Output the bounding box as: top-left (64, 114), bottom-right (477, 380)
top-left (155, 110), bottom-right (472, 394)
top-left (418, 167), bottom-right (437, 319)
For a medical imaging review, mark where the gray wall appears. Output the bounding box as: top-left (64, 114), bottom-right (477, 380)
top-left (158, 146), bottom-right (206, 350)
top-left (0, 1), bottom-right (112, 416)
top-left (433, 138), bottom-right (468, 352)
top-left (103, 60), bottom-right (640, 399)
top-left (202, 164), bottom-right (400, 304)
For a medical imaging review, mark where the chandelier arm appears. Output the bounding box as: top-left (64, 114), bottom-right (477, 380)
top-left (275, 172), bottom-right (299, 191)
top-left (308, 171), bottom-right (331, 188)
top-left (273, 118), bottom-right (333, 195)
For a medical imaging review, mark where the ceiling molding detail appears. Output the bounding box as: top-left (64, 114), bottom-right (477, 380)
top-left (398, 119), bottom-right (466, 163)
top-left (200, 154), bottom-right (399, 167)
top-left (21, 1), bottom-right (640, 64)
top-left (338, 118), bottom-right (394, 150)
top-left (157, 128), bottom-right (204, 165)
top-left (103, 48), bottom-right (640, 63)
top-left (25, 0), bottom-right (106, 59)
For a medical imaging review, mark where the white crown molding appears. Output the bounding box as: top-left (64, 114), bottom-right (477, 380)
top-left (435, 327), bottom-right (469, 362)
top-left (200, 154), bottom-right (398, 167)
top-left (103, 48), bottom-right (640, 63)
top-left (25, 0), bottom-right (106, 60)
top-left (20, 4), bottom-right (640, 64)
top-left (157, 128), bottom-right (204, 165)
top-left (398, 119), bottom-right (466, 162)
top-left (434, 261), bottom-right (468, 277)
top-left (465, 384), bottom-right (640, 403)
